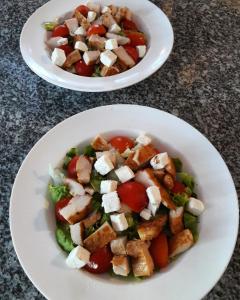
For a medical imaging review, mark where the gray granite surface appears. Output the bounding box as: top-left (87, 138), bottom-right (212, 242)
top-left (0, 0), bottom-right (239, 299)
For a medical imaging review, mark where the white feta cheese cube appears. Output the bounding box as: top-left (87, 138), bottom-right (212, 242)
top-left (66, 245), bottom-right (90, 268)
top-left (100, 180), bottom-right (118, 194)
top-left (96, 150), bottom-right (116, 165)
top-left (74, 41), bottom-right (88, 52)
top-left (83, 50), bottom-right (100, 65)
top-left (87, 11), bottom-right (97, 22)
top-left (186, 197), bottom-right (205, 216)
top-left (110, 236), bottom-right (127, 255)
top-left (65, 18), bottom-right (79, 35)
top-left (94, 154), bottom-right (114, 175)
top-left (109, 23), bottom-right (121, 34)
top-left (102, 191), bottom-right (121, 213)
top-left (101, 6), bottom-right (111, 14)
top-left (147, 202), bottom-right (159, 216)
top-left (140, 208), bottom-right (152, 220)
top-left (74, 26), bottom-right (86, 36)
top-left (110, 213), bottom-right (128, 231)
top-left (150, 152), bottom-right (169, 170)
top-left (70, 222), bottom-right (84, 245)
top-left (146, 186), bottom-right (161, 215)
top-left (100, 50), bottom-right (117, 67)
top-left (136, 133), bottom-right (151, 146)
top-left (51, 48), bottom-right (66, 67)
top-left (105, 38), bottom-right (118, 50)
top-left (136, 45), bottom-right (147, 58)
top-left (56, 37), bottom-right (68, 46)
top-left (115, 166), bottom-right (135, 183)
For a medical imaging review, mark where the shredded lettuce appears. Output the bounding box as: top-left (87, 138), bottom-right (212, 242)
top-left (43, 22), bottom-right (57, 31)
top-left (121, 214), bottom-right (139, 239)
top-left (85, 225), bottom-right (95, 237)
top-left (172, 193), bottom-right (189, 207)
top-left (63, 148), bottom-right (79, 169)
top-left (92, 65), bottom-right (102, 77)
top-left (56, 223), bottom-right (74, 253)
top-left (48, 184), bottom-right (69, 203)
top-left (178, 172), bottom-right (195, 192)
top-left (172, 158), bottom-right (182, 172)
top-left (90, 170), bottom-right (105, 192)
top-left (83, 145), bottom-right (96, 157)
top-left (91, 192), bottom-right (102, 212)
top-left (184, 212), bottom-right (199, 242)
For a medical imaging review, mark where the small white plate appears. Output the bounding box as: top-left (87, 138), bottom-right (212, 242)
top-left (10, 105), bottom-right (238, 300)
top-left (20, 0), bottom-right (174, 92)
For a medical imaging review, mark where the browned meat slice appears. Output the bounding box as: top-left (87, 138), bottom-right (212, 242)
top-left (82, 212), bottom-right (101, 228)
top-left (100, 65), bottom-right (120, 77)
top-left (165, 157), bottom-right (176, 179)
top-left (101, 12), bottom-right (116, 28)
top-left (76, 155), bottom-right (92, 184)
top-left (63, 50), bottom-right (81, 68)
top-left (111, 255), bottom-right (130, 276)
top-left (169, 207), bottom-right (184, 235)
top-left (74, 10), bottom-right (90, 29)
top-left (91, 135), bottom-right (110, 151)
top-left (169, 229), bottom-right (194, 257)
top-left (163, 173), bottom-right (174, 190)
top-left (88, 34), bottom-right (106, 50)
top-left (137, 215), bottom-right (167, 241)
top-left (113, 46), bottom-right (135, 68)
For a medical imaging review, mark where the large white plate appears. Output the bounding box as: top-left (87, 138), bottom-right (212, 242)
top-left (20, 0), bottom-right (173, 92)
top-left (10, 105), bottom-right (238, 300)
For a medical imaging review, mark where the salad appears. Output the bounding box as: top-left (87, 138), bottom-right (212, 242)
top-left (48, 133), bottom-right (205, 279)
top-left (44, 2), bottom-right (147, 77)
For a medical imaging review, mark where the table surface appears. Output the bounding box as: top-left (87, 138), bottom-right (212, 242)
top-left (1, 0), bottom-right (239, 299)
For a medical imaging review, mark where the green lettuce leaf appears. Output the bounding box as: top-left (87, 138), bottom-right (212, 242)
top-left (48, 184), bottom-right (69, 203)
top-left (43, 22), bottom-right (57, 31)
top-left (63, 148), bottom-right (79, 169)
top-left (56, 223), bottom-right (74, 252)
top-left (90, 170), bottom-right (105, 192)
top-left (83, 145), bottom-right (96, 157)
top-left (172, 193), bottom-right (189, 207)
top-left (172, 158), bottom-right (182, 172)
top-left (184, 212), bottom-right (199, 242)
top-left (108, 269), bottom-right (143, 281)
top-left (91, 192), bottom-right (102, 212)
top-left (178, 172), bottom-right (195, 191)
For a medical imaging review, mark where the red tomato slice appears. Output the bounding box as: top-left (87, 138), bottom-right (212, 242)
top-left (117, 182), bottom-right (148, 213)
top-left (75, 5), bottom-right (89, 17)
top-left (67, 156), bottom-right (79, 178)
top-left (172, 181), bottom-right (186, 194)
top-left (58, 44), bottom-right (73, 56)
top-left (87, 25), bottom-right (106, 36)
top-left (55, 198), bottom-right (71, 222)
top-left (52, 24), bottom-right (69, 37)
top-left (75, 60), bottom-right (94, 77)
top-left (123, 46), bottom-right (139, 63)
top-left (109, 136), bottom-right (134, 153)
top-left (85, 246), bottom-right (113, 274)
top-left (149, 233), bottom-right (169, 269)
top-left (122, 19), bottom-right (138, 31)
top-left (125, 31), bottom-right (146, 46)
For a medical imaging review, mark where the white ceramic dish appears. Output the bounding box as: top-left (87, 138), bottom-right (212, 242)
top-left (20, 0), bottom-right (174, 92)
top-left (10, 105), bottom-right (238, 300)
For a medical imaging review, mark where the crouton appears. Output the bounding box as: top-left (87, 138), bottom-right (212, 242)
top-left (163, 174), bottom-right (174, 190)
top-left (70, 221), bottom-right (85, 245)
top-left (169, 229), bottom-right (194, 258)
top-left (166, 157), bottom-right (176, 179)
top-left (137, 215), bottom-right (167, 241)
top-left (82, 212), bottom-right (101, 228)
top-left (126, 145), bottom-right (158, 171)
top-left (110, 236), bottom-right (127, 255)
top-left (91, 135), bottom-right (110, 151)
top-left (63, 50), bottom-right (81, 68)
top-left (88, 34), bottom-right (106, 50)
top-left (76, 155), bottom-right (92, 184)
top-left (106, 33), bottom-right (130, 46)
top-left (83, 222), bottom-right (117, 252)
top-left (59, 195), bottom-right (92, 224)
top-left (111, 255), bottom-right (130, 276)
top-left (113, 46), bottom-right (135, 68)
top-left (169, 207), bottom-right (184, 235)
top-left (100, 65), bottom-right (120, 77)
top-left (101, 12), bottom-right (116, 28)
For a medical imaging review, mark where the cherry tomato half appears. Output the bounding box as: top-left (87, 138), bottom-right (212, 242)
top-left (123, 46), bottom-right (139, 63)
top-left (55, 198), bottom-right (71, 222)
top-left (125, 31), bottom-right (146, 47)
top-left (87, 25), bottom-right (106, 36)
top-left (67, 156), bottom-right (79, 178)
top-left (52, 24), bottom-right (69, 37)
top-left (121, 19), bottom-right (138, 31)
top-left (149, 233), bottom-right (169, 269)
top-left (75, 60), bottom-right (94, 77)
top-left (75, 4), bottom-right (89, 17)
top-left (172, 181), bottom-right (186, 194)
top-left (85, 246), bottom-right (113, 274)
top-left (58, 44), bottom-right (73, 56)
top-left (109, 136), bottom-right (134, 153)
top-left (117, 182), bottom-right (148, 213)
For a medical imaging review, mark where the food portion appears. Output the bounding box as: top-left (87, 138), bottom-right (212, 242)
top-left (48, 133), bottom-right (205, 279)
top-left (44, 2), bottom-right (147, 77)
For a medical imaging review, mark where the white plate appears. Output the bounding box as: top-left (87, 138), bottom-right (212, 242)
top-left (20, 0), bottom-right (173, 92)
top-left (10, 105), bottom-right (238, 300)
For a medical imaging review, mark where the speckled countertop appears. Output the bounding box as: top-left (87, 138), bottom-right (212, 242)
top-left (0, 0), bottom-right (239, 299)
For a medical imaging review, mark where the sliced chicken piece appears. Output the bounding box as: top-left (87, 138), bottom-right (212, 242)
top-left (110, 236), bottom-right (127, 255)
top-left (92, 17), bottom-right (103, 25)
top-left (111, 255), bottom-right (130, 276)
top-left (88, 34), bottom-right (106, 50)
top-left (74, 10), bottom-right (90, 29)
top-left (70, 221), bottom-right (85, 245)
top-left (163, 174), bottom-right (174, 190)
top-left (83, 50), bottom-right (100, 65)
top-left (101, 12), bottom-right (116, 28)
top-left (159, 184), bottom-right (176, 210)
top-left (115, 60), bottom-right (128, 72)
top-left (95, 149), bottom-right (117, 165)
top-left (91, 135), bottom-right (110, 151)
top-left (46, 37), bottom-right (67, 49)
top-left (126, 145), bottom-right (158, 170)
top-left (126, 240), bottom-right (148, 257)
top-left (64, 178), bottom-right (85, 196)
top-left (76, 155), bottom-right (92, 184)
top-left (169, 229), bottom-right (194, 258)
top-left (137, 215), bottom-right (167, 241)
top-left (74, 35), bottom-right (85, 44)
top-left (169, 207), bottom-right (184, 235)
top-left (113, 46), bottom-right (135, 68)
top-left (83, 222), bottom-right (117, 252)
top-left (63, 50), bottom-right (81, 68)
top-left (82, 212), bottom-right (101, 228)
top-left (153, 169), bottom-right (165, 181)
top-left (114, 7), bottom-right (133, 23)
top-left (65, 18), bottom-right (78, 34)
top-left (106, 33), bottom-right (130, 46)
top-left (59, 195), bottom-right (92, 224)
top-left (100, 65), bottom-right (120, 76)
top-left (166, 157), bottom-right (176, 179)
top-left (84, 186), bottom-right (95, 195)
top-left (108, 5), bottom-right (118, 15)
top-left (86, 1), bottom-right (101, 14)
